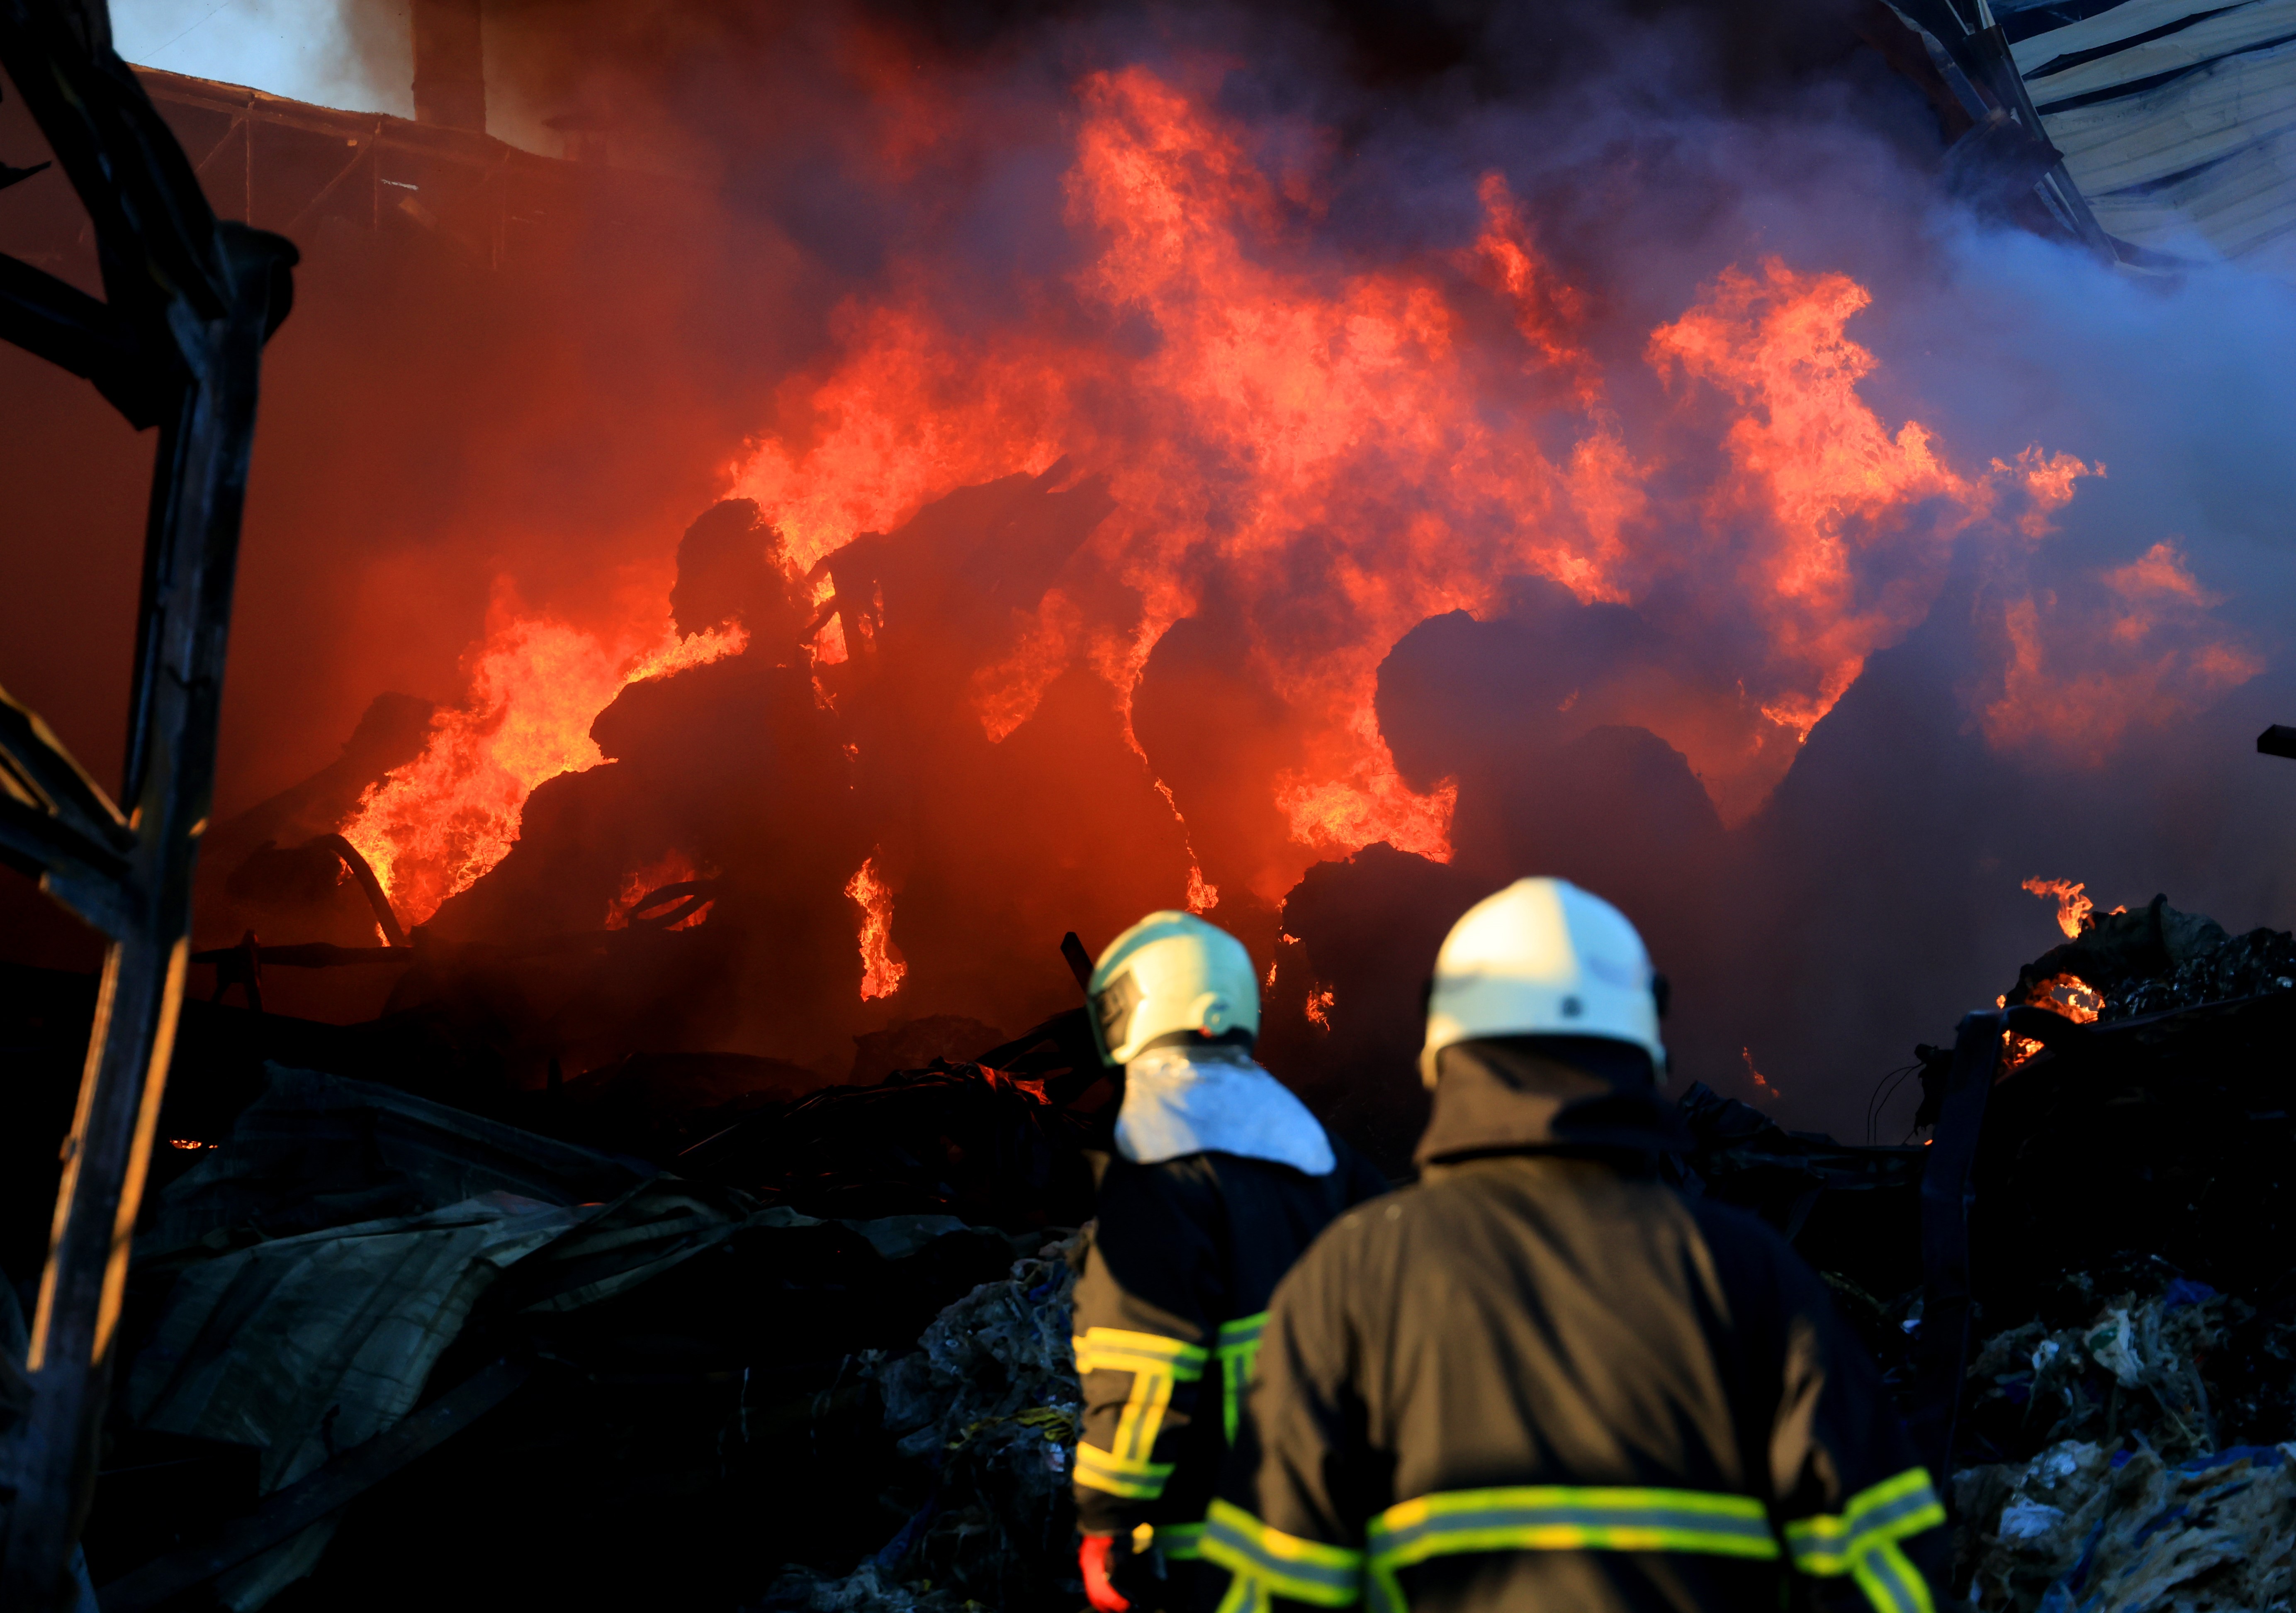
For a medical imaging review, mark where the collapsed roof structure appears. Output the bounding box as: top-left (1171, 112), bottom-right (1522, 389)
top-left (1887, 0), bottom-right (2296, 264)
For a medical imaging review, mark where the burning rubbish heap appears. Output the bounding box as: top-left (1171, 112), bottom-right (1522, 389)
top-left (5, 891), bottom-right (2293, 1610)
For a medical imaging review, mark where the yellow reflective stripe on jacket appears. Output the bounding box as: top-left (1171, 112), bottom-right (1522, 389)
top-left (1201, 1498), bottom-right (1364, 1608)
top-left (1072, 1327), bottom-right (1210, 1501)
top-left (1216, 1312), bottom-right (1267, 1444)
top-left (1363, 1485), bottom-right (1780, 1613)
top-left (1074, 1441), bottom-right (1176, 1498)
top-left (1783, 1467), bottom-right (1943, 1613)
top-left (1073, 1328), bottom-right (1211, 1377)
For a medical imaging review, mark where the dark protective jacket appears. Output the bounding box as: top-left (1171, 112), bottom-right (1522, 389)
top-left (1071, 1138), bottom-right (1389, 1559)
top-left (1204, 1040), bottom-right (1947, 1613)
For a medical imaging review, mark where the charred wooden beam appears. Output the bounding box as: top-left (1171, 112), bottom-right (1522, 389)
top-left (0, 2), bottom-right (296, 1603)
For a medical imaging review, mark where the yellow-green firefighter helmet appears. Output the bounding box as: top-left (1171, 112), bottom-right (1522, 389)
top-left (1087, 911), bottom-right (1262, 1067)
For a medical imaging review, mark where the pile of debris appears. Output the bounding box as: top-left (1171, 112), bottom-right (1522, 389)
top-left (758, 1231), bottom-right (1087, 1613)
top-left (2004, 893), bottom-right (2296, 1023)
top-left (17, 894), bottom-right (2296, 1610)
top-left (1950, 1277), bottom-right (2296, 1610)
top-left (1667, 897), bottom-right (2296, 1609)
top-left (59, 1053), bottom-right (1098, 1611)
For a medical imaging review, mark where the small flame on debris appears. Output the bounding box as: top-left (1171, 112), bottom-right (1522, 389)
top-left (1741, 1047), bottom-right (1781, 1101)
top-left (166, 1139), bottom-right (210, 1151)
top-left (2021, 877), bottom-right (2096, 940)
top-left (1306, 985), bottom-right (1335, 1031)
top-left (846, 852), bottom-right (906, 1000)
top-left (2036, 972), bottom-right (2104, 1024)
top-left (1184, 863), bottom-right (1218, 914)
top-left (2003, 972), bottom-right (2104, 1071)
top-left (340, 612), bottom-right (746, 927)
top-left (1150, 778), bottom-right (1219, 912)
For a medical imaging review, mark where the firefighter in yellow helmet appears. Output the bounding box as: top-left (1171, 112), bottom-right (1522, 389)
top-left (1071, 911), bottom-right (1386, 1613)
top-left (1204, 878), bottom-right (1948, 1613)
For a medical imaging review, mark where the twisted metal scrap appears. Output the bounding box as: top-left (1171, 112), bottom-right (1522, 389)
top-left (0, 2), bottom-right (295, 1604)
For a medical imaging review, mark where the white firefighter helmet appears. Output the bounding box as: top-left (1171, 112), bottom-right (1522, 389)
top-left (1419, 877), bottom-right (1666, 1087)
top-left (1088, 911), bottom-right (1261, 1067)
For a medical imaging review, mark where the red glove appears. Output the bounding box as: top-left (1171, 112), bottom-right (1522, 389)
top-left (1080, 1534), bottom-right (1131, 1613)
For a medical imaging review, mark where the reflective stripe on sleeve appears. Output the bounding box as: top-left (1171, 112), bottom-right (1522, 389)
top-left (1783, 1467), bottom-right (1943, 1613)
top-left (1363, 1486), bottom-right (1781, 1613)
top-left (1215, 1312), bottom-right (1267, 1445)
top-left (1074, 1441), bottom-right (1177, 1498)
top-left (1072, 1327), bottom-right (1211, 1501)
top-left (1200, 1498), bottom-right (1365, 1608)
top-left (1073, 1328), bottom-right (1212, 1378)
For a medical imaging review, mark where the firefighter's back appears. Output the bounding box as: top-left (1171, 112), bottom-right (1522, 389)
top-left (1300, 1152), bottom-right (1807, 1613)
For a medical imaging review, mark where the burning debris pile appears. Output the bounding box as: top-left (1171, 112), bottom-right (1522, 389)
top-left (10, 886), bottom-right (2296, 1611)
top-left (2004, 894), bottom-right (2296, 1024)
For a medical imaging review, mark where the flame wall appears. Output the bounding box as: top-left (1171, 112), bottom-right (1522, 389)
top-left (5, 0), bottom-right (2296, 1156)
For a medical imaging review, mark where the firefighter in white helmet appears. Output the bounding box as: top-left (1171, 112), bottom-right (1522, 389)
top-left (1207, 878), bottom-right (1948, 1613)
top-left (1071, 911), bottom-right (1385, 1613)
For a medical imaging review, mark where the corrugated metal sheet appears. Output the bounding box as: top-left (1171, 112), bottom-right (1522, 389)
top-left (2011, 0), bottom-right (2229, 74)
top-left (2026, 0), bottom-right (2296, 101)
top-left (2046, 35), bottom-right (2296, 192)
top-left (2009, 0), bottom-right (2296, 258)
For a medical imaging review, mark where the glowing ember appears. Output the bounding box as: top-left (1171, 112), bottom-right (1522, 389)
top-left (2033, 972), bottom-right (2104, 1023)
top-left (2022, 877), bottom-right (2095, 940)
top-left (2002, 972), bottom-right (2106, 1070)
top-left (1741, 1046), bottom-right (1782, 1101)
top-left (846, 851), bottom-right (907, 1000)
top-left (606, 851), bottom-right (716, 930)
top-left (1305, 985), bottom-right (1334, 1030)
top-left (339, 599), bottom-right (744, 928)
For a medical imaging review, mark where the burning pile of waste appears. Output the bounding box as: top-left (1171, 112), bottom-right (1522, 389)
top-left (13, 889), bottom-right (2295, 1611)
top-left (1929, 899), bottom-right (2296, 1610)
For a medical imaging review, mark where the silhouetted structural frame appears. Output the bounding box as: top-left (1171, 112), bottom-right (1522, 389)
top-left (0, 2), bottom-right (295, 1605)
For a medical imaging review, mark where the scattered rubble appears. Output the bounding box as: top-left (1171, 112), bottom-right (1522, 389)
top-left (760, 1230), bottom-right (1087, 1613)
top-left (13, 893), bottom-right (2296, 1608)
top-left (1955, 1441), bottom-right (2296, 1612)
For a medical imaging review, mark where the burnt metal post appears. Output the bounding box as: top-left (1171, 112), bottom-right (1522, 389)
top-left (1906, 1001), bottom-right (2081, 1491)
top-left (0, 2), bottom-right (295, 1604)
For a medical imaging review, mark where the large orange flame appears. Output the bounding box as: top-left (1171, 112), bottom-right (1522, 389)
top-left (724, 66), bottom-right (2106, 887)
top-left (845, 851), bottom-right (906, 1000)
top-left (338, 597), bottom-right (744, 928)
top-left (349, 63), bottom-right (2250, 945)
